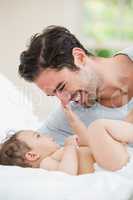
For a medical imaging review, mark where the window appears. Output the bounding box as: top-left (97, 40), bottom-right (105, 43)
top-left (83, 0), bottom-right (133, 50)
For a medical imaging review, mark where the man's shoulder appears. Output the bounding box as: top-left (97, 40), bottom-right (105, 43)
top-left (115, 46), bottom-right (133, 61)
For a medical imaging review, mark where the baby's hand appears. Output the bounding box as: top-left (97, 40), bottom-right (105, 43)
top-left (62, 104), bottom-right (77, 123)
top-left (57, 91), bottom-right (71, 108)
top-left (59, 98), bottom-right (77, 121)
top-left (64, 135), bottom-right (79, 148)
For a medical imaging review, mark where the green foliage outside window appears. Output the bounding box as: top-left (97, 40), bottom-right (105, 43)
top-left (84, 0), bottom-right (133, 43)
top-left (95, 48), bottom-right (117, 57)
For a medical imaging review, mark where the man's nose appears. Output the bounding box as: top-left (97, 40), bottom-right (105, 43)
top-left (56, 91), bottom-right (71, 105)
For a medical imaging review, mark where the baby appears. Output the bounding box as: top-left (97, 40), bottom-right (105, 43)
top-left (0, 130), bottom-right (94, 175)
top-left (0, 106), bottom-right (133, 175)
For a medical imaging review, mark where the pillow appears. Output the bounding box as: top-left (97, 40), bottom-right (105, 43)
top-left (0, 73), bottom-right (41, 141)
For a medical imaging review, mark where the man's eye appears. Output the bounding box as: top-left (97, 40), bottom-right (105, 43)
top-left (58, 84), bottom-right (65, 92)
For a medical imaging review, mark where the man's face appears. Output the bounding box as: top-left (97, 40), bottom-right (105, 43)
top-left (35, 66), bottom-right (98, 107)
top-left (18, 131), bottom-right (60, 158)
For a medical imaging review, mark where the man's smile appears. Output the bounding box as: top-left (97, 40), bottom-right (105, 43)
top-left (70, 90), bottom-right (97, 107)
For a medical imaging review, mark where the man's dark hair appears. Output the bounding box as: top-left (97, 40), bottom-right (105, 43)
top-left (18, 25), bottom-right (93, 82)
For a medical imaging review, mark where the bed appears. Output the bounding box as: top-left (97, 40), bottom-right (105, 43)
top-left (0, 73), bottom-right (133, 200)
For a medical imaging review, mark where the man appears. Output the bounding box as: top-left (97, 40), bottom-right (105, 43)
top-left (18, 25), bottom-right (133, 145)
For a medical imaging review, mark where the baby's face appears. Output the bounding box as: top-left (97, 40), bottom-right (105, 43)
top-left (18, 131), bottom-right (60, 158)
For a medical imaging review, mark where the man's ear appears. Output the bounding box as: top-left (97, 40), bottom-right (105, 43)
top-left (25, 151), bottom-right (40, 162)
top-left (72, 47), bottom-right (86, 67)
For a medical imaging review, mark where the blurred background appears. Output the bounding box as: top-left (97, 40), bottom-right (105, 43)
top-left (0, 0), bottom-right (133, 120)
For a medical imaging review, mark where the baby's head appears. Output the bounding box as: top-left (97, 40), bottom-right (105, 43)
top-left (0, 130), bottom-right (59, 168)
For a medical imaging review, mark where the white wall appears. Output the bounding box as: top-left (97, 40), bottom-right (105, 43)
top-left (0, 0), bottom-right (83, 120)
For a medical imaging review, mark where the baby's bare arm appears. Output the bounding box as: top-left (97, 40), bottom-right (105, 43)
top-left (64, 106), bottom-right (89, 146)
top-left (64, 104), bottom-right (133, 144)
top-left (40, 145), bottom-right (78, 175)
top-left (64, 136), bottom-right (95, 174)
top-left (58, 145), bottom-right (78, 175)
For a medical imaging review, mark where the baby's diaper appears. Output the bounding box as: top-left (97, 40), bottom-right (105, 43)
top-left (94, 147), bottom-right (133, 179)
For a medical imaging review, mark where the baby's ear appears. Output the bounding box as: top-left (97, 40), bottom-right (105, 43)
top-left (25, 151), bottom-right (40, 162)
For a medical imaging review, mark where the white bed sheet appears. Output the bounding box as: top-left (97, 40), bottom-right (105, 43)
top-left (0, 165), bottom-right (133, 200)
top-left (0, 73), bottom-right (133, 200)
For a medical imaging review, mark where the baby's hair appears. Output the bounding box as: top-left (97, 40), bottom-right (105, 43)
top-left (0, 131), bottom-right (32, 167)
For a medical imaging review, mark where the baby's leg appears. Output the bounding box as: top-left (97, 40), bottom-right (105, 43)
top-left (87, 119), bottom-right (129, 171)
